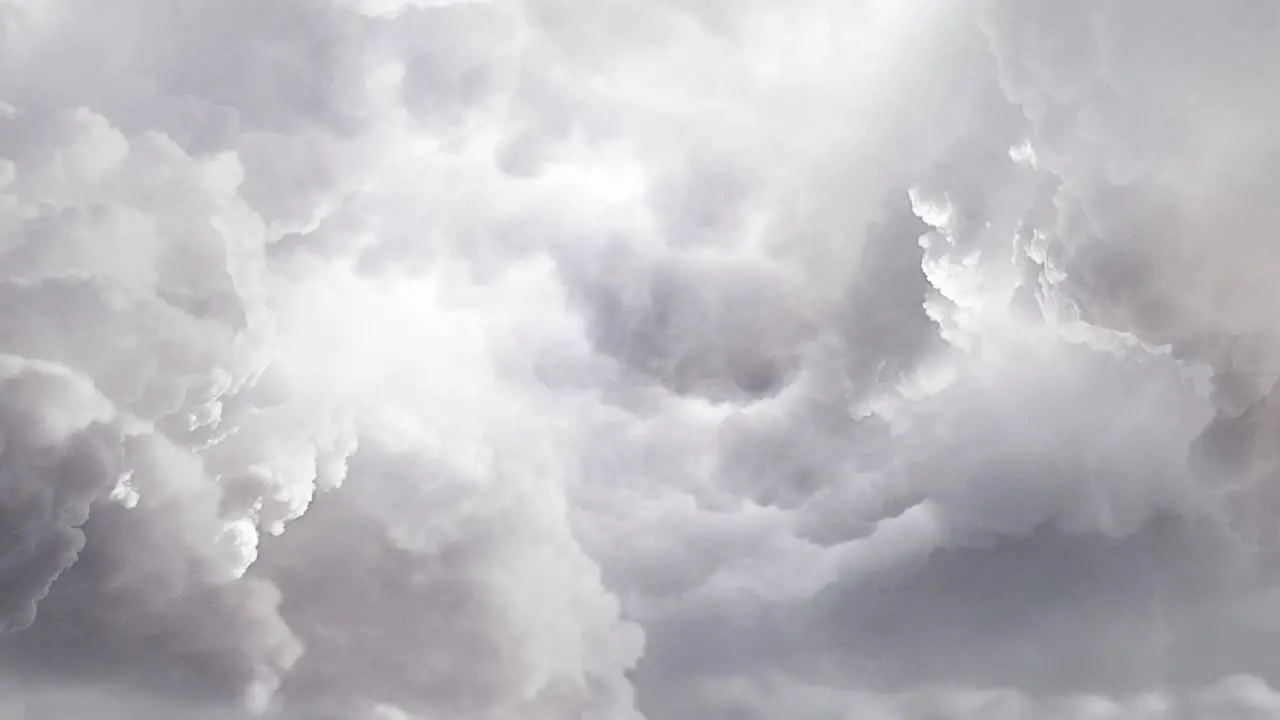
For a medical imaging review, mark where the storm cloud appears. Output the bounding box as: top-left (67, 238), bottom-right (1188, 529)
top-left (3, 0), bottom-right (1280, 718)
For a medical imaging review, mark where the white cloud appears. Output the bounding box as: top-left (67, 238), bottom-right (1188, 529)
top-left (3, 0), bottom-right (1280, 719)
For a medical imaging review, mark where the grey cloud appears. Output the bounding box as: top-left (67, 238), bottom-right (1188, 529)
top-left (667, 674), bottom-right (1280, 720)
top-left (979, 0), bottom-right (1280, 403)
top-left (618, 325), bottom-right (1239, 718)
top-left (251, 434), bottom-right (644, 720)
top-left (0, 360), bottom-right (120, 634)
top-left (7, 0), bottom-right (1280, 718)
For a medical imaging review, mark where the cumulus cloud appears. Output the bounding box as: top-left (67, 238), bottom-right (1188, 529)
top-left (4, 0), bottom-right (1280, 718)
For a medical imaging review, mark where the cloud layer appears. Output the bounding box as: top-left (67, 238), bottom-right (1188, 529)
top-left (4, 0), bottom-right (1280, 718)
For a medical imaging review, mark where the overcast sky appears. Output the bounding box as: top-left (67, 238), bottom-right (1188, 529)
top-left (4, 1), bottom-right (1280, 718)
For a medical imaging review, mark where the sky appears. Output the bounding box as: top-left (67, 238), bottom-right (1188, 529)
top-left (3, 0), bottom-right (1280, 718)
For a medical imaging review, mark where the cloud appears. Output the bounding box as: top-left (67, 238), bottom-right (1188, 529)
top-left (677, 674), bottom-right (1280, 720)
top-left (4, 0), bottom-right (1280, 718)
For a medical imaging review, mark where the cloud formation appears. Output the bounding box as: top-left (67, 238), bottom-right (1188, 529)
top-left (4, 0), bottom-right (1280, 718)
